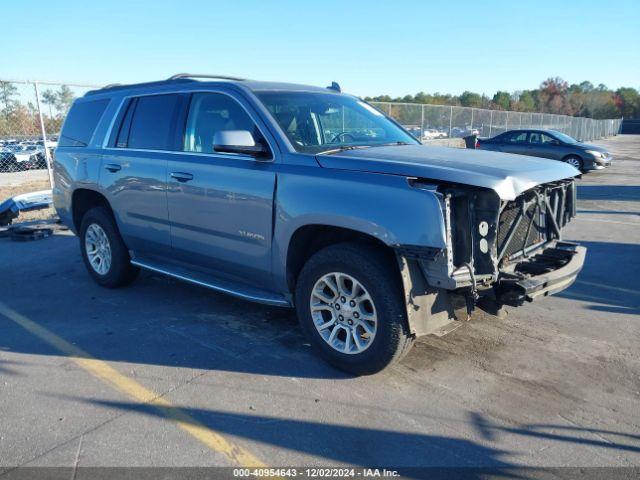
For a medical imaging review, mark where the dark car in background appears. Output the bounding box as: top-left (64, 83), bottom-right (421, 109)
top-left (477, 129), bottom-right (612, 172)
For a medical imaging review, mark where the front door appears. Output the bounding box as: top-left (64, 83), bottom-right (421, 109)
top-left (166, 92), bottom-right (277, 287)
top-left (524, 132), bottom-right (562, 160)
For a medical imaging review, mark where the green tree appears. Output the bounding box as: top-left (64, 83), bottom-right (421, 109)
top-left (616, 87), bottom-right (640, 118)
top-left (579, 81), bottom-right (594, 92)
top-left (492, 91), bottom-right (511, 110)
top-left (459, 91), bottom-right (483, 107)
top-left (42, 89), bottom-right (58, 118)
top-left (517, 91), bottom-right (536, 111)
top-left (56, 85), bottom-right (75, 114)
top-left (0, 81), bottom-right (18, 115)
top-left (413, 92), bottom-right (432, 104)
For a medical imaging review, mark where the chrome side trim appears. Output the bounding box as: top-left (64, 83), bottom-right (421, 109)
top-left (99, 88), bottom-right (276, 158)
top-left (101, 147), bottom-right (261, 163)
top-left (131, 259), bottom-right (291, 307)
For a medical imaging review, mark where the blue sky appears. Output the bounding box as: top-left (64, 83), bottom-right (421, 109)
top-left (2, 0), bottom-right (639, 97)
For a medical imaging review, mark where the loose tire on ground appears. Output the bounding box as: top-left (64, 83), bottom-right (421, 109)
top-left (79, 206), bottom-right (139, 288)
top-left (295, 242), bottom-right (413, 375)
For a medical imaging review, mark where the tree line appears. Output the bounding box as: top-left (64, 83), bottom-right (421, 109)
top-left (365, 77), bottom-right (640, 120)
top-left (0, 82), bottom-right (75, 137)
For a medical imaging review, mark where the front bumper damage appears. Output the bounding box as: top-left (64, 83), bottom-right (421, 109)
top-left (494, 241), bottom-right (586, 306)
top-left (396, 179), bottom-right (585, 335)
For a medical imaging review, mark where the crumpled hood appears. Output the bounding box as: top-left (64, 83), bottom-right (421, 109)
top-left (316, 144), bottom-right (579, 200)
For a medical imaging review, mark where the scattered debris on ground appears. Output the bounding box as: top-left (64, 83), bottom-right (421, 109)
top-left (0, 189), bottom-right (53, 226)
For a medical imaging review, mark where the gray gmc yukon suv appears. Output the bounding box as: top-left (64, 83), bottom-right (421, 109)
top-left (54, 74), bottom-right (586, 375)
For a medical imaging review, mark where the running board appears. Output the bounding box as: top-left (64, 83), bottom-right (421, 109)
top-left (130, 258), bottom-right (292, 307)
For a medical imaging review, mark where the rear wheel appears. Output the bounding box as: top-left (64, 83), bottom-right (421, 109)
top-left (79, 206), bottom-right (139, 288)
top-left (563, 155), bottom-right (583, 171)
top-left (295, 243), bottom-right (413, 375)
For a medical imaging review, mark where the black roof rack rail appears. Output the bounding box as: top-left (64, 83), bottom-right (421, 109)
top-left (168, 73), bottom-right (246, 81)
top-left (85, 74), bottom-right (245, 96)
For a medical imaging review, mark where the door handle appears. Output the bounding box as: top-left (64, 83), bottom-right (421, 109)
top-left (104, 163), bottom-right (121, 172)
top-left (170, 172), bottom-right (194, 182)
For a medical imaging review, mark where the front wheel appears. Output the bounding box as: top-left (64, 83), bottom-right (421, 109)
top-left (563, 155), bottom-right (583, 171)
top-left (295, 243), bottom-right (413, 375)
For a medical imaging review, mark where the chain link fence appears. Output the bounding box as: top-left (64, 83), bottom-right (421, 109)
top-left (0, 80), bottom-right (98, 201)
top-left (370, 102), bottom-right (622, 144)
top-left (0, 79), bottom-right (623, 202)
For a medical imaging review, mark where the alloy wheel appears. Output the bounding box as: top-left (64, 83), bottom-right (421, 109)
top-left (565, 157), bottom-right (581, 169)
top-left (85, 223), bottom-right (112, 275)
top-left (309, 272), bottom-right (377, 354)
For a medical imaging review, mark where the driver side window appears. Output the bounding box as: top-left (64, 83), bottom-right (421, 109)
top-left (183, 93), bottom-right (259, 153)
top-left (529, 132), bottom-right (542, 144)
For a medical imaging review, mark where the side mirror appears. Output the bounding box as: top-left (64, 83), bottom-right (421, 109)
top-left (213, 130), bottom-right (269, 158)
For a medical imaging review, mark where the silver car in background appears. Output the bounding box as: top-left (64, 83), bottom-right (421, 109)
top-left (477, 129), bottom-right (612, 172)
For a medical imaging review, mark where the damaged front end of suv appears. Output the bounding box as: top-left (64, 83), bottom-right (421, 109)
top-left (398, 177), bottom-right (585, 335)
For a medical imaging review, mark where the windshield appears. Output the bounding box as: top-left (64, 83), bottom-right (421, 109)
top-left (550, 131), bottom-right (578, 144)
top-left (255, 91), bottom-right (418, 153)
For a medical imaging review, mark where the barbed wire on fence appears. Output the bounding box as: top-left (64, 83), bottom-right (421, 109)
top-left (0, 79), bottom-right (623, 198)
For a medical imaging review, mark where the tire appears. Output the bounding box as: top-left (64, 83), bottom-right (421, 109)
top-left (295, 242), bottom-right (413, 375)
top-left (563, 155), bottom-right (583, 172)
top-left (79, 206), bottom-right (139, 288)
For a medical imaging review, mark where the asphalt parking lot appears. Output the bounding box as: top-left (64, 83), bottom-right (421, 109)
top-left (1, 135), bottom-right (639, 474)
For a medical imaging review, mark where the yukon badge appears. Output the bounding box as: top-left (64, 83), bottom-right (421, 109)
top-left (238, 230), bottom-right (265, 242)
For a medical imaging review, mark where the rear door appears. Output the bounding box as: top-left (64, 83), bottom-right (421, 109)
top-left (100, 93), bottom-right (184, 255)
top-left (496, 131), bottom-right (529, 155)
top-left (165, 91), bottom-right (277, 286)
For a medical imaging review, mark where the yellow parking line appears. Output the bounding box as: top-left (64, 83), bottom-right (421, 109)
top-left (0, 302), bottom-right (265, 467)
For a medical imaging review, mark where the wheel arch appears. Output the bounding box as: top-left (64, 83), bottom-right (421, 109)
top-left (71, 188), bottom-right (113, 232)
top-left (285, 224), bottom-right (396, 293)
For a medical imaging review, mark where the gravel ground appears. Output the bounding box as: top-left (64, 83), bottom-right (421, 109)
top-left (1, 135), bottom-right (638, 476)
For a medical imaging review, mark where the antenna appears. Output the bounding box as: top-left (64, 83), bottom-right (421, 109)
top-left (327, 82), bottom-right (341, 93)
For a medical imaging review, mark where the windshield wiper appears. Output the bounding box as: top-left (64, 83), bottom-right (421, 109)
top-left (318, 145), bottom-right (374, 155)
top-left (370, 141), bottom-right (413, 148)
top-left (319, 141), bottom-right (413, 155)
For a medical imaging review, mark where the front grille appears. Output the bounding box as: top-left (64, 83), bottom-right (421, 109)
top-left (498, 192), bottom-right (545, 259)
top-left (497, 180), bottom-right (575, 262)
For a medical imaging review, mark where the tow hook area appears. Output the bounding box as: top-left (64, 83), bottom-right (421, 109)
top-left (461, 262), bottom-right (479, 320)
top-left (494, 242), bottom-right (587, 307)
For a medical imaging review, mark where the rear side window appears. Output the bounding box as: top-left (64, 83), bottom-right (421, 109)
top-left (507, 132), bottom-right (528, 143)
top-left (59, 99), bottom-right (110, 147)
top-left (125, 94), bottom-right (180, 150)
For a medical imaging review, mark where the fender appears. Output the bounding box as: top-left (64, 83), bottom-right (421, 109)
top-left (271, 166), bottom-right (447, 292)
